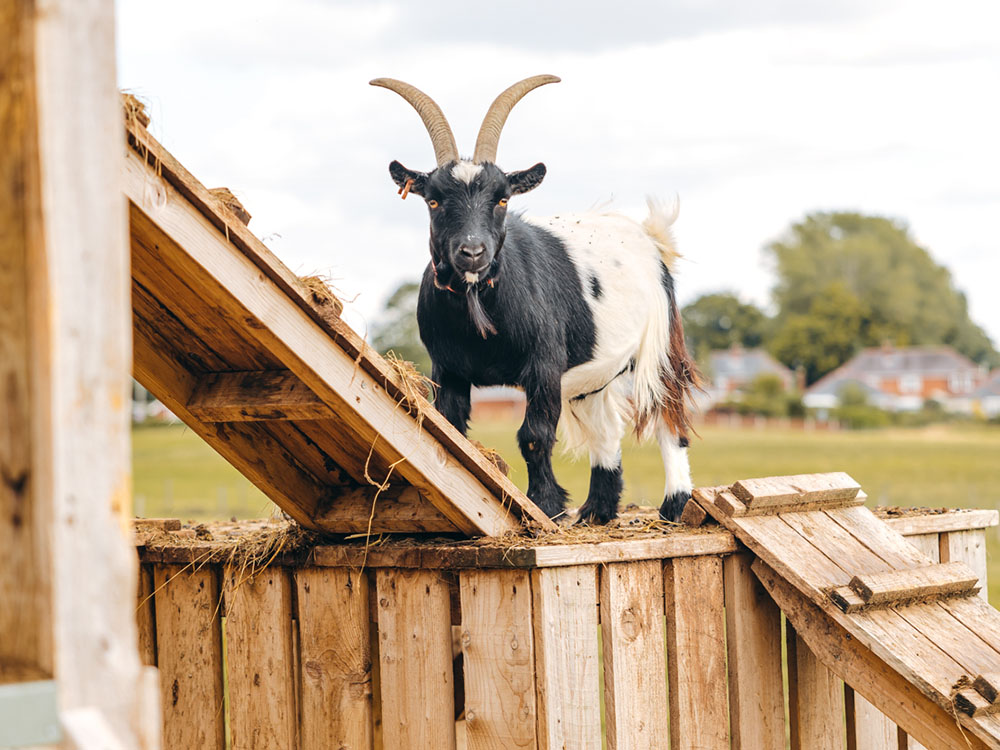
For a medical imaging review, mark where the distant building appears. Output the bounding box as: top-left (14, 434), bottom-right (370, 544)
top-left (804, 344), bottom-right (985, 413)
top-left (470, 385), bottom-right (526, 421)
top-left (964, 370), bottom-right (1000, 418)
top-left (705, 344), bottom-right (798, 407)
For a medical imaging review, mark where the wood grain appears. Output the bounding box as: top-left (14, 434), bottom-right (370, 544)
top-left (136, 564), bottom-right (157, 667)
top-left (187, 369), bottom-right (330, 422)
top-left (153, 564), bottom-right (225, 750)
top-left (376, 568), bottom-right (457, 749)
top-left (459, 569), bottom-right (537, 749)
top-left (224, 567), bottom-right (297, 750)
top-left (531, 565), bottom-right (601, 750)
top-left (600, 560), bottom-right (668, 750)
top-left (849, 561), bottom-right (979, 605)
top-left (296, 567), bottom-right (373, 750)
top-left (664, 555), bottom-right (729, 750)
top-left (724, 552), bottom-right (784, 750)
top-left (940, 530), bottom-right (990, 602)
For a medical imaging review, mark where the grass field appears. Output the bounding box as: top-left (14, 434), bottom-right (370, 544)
top-left (133, 421), bottom-right (1000, 600)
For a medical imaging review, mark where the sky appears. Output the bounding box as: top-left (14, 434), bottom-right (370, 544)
top-left (116, 0), bottom-right (1000, 348)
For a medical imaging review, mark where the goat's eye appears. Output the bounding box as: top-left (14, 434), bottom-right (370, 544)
top-left (498, 198), bottom-right (508, 208)
top-left (427, 199), bottom-right (439, 209)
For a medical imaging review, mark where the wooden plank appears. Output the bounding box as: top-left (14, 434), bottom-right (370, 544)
top-left (531, 565), bottom-right (601, 750)
top-left (731, 471), bottom-right (861, 510)
top-left (525, 532), bottom-right (738, 567)
top-left (847, 688), bottom-right (896, 750)
top-left (905, 533), bottom-right (941, 562)
top-left (883, 510), bottom-right (999, 537)
top-left (295, 567), bottom-right (373, 750)
top-left (941, 530), bottom-right (989, 602)
top-left (376, 569), bottom-right (456, 749)
top-left (848, 561), bottom-right (979, 606)
top-left (754, 561), bottom-right (992, 750)
top-left (123, 146), bottom-right (551, 533)
top-left (314, 484), bottom-right (459, 534)
top-left (153, 564), bottom-right (225, 750)
top-left (663, 556), bottom-right (729, 750)
top-left (600, 560), bottom-right (668, 750)
top-left (187, 369), bottom-right (330, 422)
top-left (224, 567), bottom-right (297, 750)
top-left (458, 569), bottom-right (537, 749)
top-left (724, 552), bottom-right (784, 750)
top-left (787, 623), bottom-right (842, 750)
top-left (136, 565), bottom-right (157, 667)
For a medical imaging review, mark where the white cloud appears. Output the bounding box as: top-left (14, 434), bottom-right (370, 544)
top-left (117, 0), bottom-right (1000, 349)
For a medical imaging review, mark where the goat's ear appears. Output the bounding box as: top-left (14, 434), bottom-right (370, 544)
top-left (388, 160), bottom-right (428, 197)
top-left (507, 163), bottom-right (546, 195)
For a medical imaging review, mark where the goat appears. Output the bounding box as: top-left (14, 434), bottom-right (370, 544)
top-left (372, 76), bottom-right (700, 523)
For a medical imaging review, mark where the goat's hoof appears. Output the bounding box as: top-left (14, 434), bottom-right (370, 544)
top-left (658, 490), bottom-right (692, 523)
top-left (574, 502), bottom-right (616, 526)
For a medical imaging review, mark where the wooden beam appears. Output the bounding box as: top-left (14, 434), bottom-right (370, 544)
top-left (314, 484), bottom-right (459, 534)
top-left (754, 560), bottom-right (991, 750)
top-left (124, 151), bottom-right (539, 536)
top-left (883, 510), bottom-right (999, 537)
top-left (848, 561), bottom-right (980, 607)
top-left (187, 369), bottom-right (331, 422)
top-left (731, 472), bottom-right (861, 510)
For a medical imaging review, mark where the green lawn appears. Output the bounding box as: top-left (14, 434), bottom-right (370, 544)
top-left (133, 421), bottom-right (1000, 600)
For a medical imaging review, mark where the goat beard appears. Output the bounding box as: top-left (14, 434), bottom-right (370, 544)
top-left (465, 284), bottom-right (497, 338)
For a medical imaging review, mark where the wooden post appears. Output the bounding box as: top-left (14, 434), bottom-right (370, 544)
top-left (663, 556), bottom-right (729, 750)
top-left (531, 565), bottom-right (601, 750)
top-left (225, 567), bottom-right (298, 750)
top-left (846, 686), bottom-right (896, 750)
top-left (459, 569), bottom-right (537, 750)
top-left (136, 565), bottom-right (157, 667)
top-left (600, 560), bottom-right (668, 750)
top-left (295, 567), bottom-right (373, 750)
top-left (724, 552), bottom-right (784, 749)
top-left (940, 530), bottom-right (988, 602)
top-left (1, 0), bottom-right (152, 745)
top-left (376, 569), bottom-right (457, 750)
top-left (153, 564), bottom-right (225, 750)
top-left (787, 623), bottom-right (843, 750)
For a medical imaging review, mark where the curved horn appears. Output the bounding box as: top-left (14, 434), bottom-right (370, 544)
top-left (473, 75), bottom-right (560, 165)
top-left (370, 78), bottom-right (460, 167)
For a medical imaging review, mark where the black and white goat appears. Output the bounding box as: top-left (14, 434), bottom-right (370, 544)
top-left (372, 75), bottom-right (700, 523)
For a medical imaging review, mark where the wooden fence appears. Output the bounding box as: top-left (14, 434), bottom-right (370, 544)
top-left (135, 509), bottom-right (995, 750)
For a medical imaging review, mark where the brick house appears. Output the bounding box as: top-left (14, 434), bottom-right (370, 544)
top-left (704, 344), bottom-right (798, 407)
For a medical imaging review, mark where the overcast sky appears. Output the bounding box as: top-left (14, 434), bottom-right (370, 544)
top-left (117, 0), bottom-right (1000, 348)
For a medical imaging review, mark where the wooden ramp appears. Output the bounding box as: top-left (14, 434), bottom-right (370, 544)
top-left (122, 100), bottom-right (553, 537)
top-left (689, 474), bottom-right (1000, 750)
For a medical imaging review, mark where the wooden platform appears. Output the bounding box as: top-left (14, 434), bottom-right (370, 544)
top-left (688, 475), bottom-right (1000, 749)
top-left (123, 106), bottom-right (552, 537)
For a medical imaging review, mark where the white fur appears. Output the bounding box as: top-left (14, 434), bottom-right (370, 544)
top-left (464, 271), bottom-right (480, 283)
top-left (452, 161), bottom-right (483, 184)
top-left (523, 199), bottom-right (688, 492)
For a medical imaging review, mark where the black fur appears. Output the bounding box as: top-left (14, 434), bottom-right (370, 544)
top-left (659, 490), bottom-right (691, 522)
top-left (576, 464), bottom-right (624, 525)
top-left (589, 274), bottom-right (602, 299)
top-left (393, 159), bottom-right (596, 519)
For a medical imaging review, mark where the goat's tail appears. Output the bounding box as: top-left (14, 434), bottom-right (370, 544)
top-left (641, 196), bottom-right (681, 271)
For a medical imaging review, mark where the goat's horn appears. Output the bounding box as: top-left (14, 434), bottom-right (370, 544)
top-left (473, 75), bottom-right (560, 165)
top-left (370, 78), bottom-right (460, 167)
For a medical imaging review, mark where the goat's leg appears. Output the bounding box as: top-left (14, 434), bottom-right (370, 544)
top-left (517, 372), bottom-right (568, 520)
top-left (432, 365), bottom-right (472, 436)
top-left (574, 393), bottom-right (626, 525)
top-left (655, 419), bottom-right (693, 522)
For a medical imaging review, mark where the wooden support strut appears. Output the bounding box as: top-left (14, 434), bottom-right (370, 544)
top-left (828, 561), bottom-right (980, 612)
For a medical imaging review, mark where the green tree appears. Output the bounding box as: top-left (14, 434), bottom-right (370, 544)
top-left (681, 293), bottom-right (770, 356)
top-left (370, 281), bottom-right (432, 375)
top-left (767, 212), bottom-right (998, 381)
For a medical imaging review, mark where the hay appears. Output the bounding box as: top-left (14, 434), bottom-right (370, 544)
top-left (121, 92), bottom-right (150, 128)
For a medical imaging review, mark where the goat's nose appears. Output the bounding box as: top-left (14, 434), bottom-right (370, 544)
top-left (459, 243), bottom-right (486, 261)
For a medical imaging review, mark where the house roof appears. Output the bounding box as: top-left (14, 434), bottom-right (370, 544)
top-left (709, 347), bottom-right (794, 382)
top-left (971, 369), bottom-right (1000, 398)
top-left (124, 103), bottom-right (552, 537)
top-left (807, 345), bottom-right (979, 397)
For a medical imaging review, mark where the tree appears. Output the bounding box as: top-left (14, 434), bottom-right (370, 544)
top-left (681, 292), bottom-right (770, 356)
top-left (369, 281), bottom-right (432, 375)
top-left (767, 212), bottom-right (998, 381)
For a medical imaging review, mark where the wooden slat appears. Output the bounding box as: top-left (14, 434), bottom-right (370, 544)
top-left (847, 688), bottom-right (896, 750)
top-left (225, 567), bottom-right (297, 750)
top-left (531, 565), bottom-right (601, 750)
top-left (315, 484), bottom-right (459, 534)
top-left (459, 569), bottom-right (537, 749)
top-left (664, 556), bottom-right (729, 750)
top-left (941, 530), bottom-right (989, 602)
top-left (787, 624), bottom-right (843, 750)
top-left (136, 565), bottom-right (157, 667)
top-left (905, 533), bottom-right (941, 562)
top-left (724, 552), bottom-right (784, 750)
top-left (731, 471), bottom-right (861, 511)
top-left (600, 560), bottom-right (668, 750)
top-left (883, 509), bottom-right (999, 536)
top-left (153, 564), bottom-right (225, 750)
top-left (755, 561), bottom-right (991, 750)
top-left (296, 567), bottom-right (373, 750)
top-left (848, 561), bottom-right (979, 606)
top-left (376, 569), bottom-right (456, 749)
top-left (188, 370), bottom-right (330, 422)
